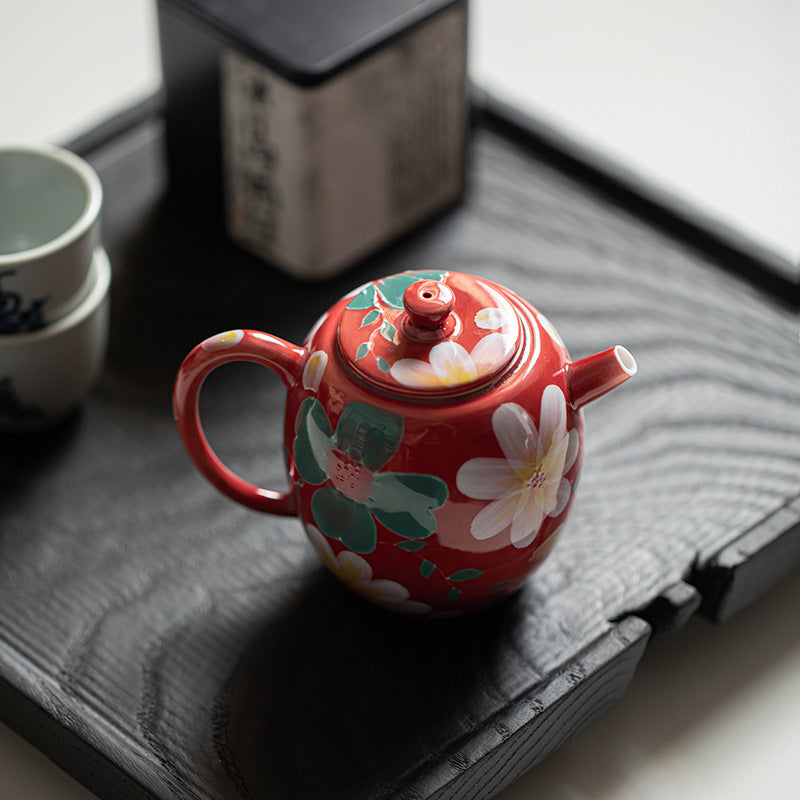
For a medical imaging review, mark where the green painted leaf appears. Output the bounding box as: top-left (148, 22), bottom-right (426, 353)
top-left (420, 560), bottom-right (435, 578)
top-left (376, 270), bottom-right (447, 308)
top-left (346, 284), bottom-right (377, 310)
top-left (355, 343), bottom-right (369, 360)
top-left (396, 541), bottom-right (426, 551)
top-left (361, 309), bottom-right (380, 327)
top-left (489, 579), bottom-right (512, 593)
top-left (394, 473), bottom-right (449, 507)
top-left (370, 472), bottom-right (448, 539)
top-left (335, 402), bottom-right (403, 470)
top-left (376, 357), bottom-right (390, 373)
top-left (413, 269), bottom-right (449, 281)
top-left (447, 568), bottom-right (485, 582)
top-left (311, 487), bottom-right (376, 554)
top-left (293, 397), bottom-right (333, 485)
top-left (379, 321), bottom-right (396, 343)
top-left (446, 588), bottom-right (461, 603)
top-left (373, 510), bottom-right (434, 540)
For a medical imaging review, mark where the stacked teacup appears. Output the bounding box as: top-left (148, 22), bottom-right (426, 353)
top-left (0, 144), bottom-right (110, 431)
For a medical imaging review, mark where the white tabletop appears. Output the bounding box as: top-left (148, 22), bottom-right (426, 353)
top-left (1, 2), bottom-right (799, 798)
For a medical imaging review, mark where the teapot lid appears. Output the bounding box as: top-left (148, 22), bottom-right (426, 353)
top-left (336, 270), bottom-right (523, 399)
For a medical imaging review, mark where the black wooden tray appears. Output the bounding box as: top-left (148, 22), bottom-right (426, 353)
top-left (1, 95), bottom-right (798, 800)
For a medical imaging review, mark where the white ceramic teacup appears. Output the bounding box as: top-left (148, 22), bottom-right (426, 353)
top-left (0, 144), bottom-right (102, 332)
top-left (0, 246), bottom-right (110, 432)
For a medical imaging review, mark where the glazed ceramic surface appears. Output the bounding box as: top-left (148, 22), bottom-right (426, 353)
top-left (0, 247), bottom-right (110, 431)
top-left (174, 270), bottom-right (636, 616)
top-left (0, 144), bottom-right (102, 332)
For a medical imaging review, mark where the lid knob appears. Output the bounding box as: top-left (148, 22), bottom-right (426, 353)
top-left (402, 280), bottom-right (456, 342)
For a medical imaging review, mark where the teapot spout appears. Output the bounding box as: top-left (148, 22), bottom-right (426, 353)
top-left (566, 346), bottom-right (637, 410)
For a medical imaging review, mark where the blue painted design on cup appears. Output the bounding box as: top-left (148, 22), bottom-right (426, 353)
top-left (0, 269), bottom-right (48, 333)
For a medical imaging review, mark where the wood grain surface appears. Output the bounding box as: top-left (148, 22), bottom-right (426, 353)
top-left (1, 105), bottom-right (798, 800)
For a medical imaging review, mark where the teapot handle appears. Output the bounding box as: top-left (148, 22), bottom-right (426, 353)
top-left (173, 329), bottom-right (304, 516)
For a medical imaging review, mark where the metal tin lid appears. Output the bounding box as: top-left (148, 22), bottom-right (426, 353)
top-left (337, 270), bottom-right (522, 398)
top-left (161, 0), bottom-right (462, 85)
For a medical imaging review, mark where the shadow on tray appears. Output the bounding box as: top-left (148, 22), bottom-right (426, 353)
top-left (215, 570), bottom-right (531, 799)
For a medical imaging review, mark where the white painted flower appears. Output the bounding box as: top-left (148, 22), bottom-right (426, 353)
top-left (536, 313), bottom-right (565, 348)
top-left (475, 306), bottom-right (509, 330)
top-left (390, 335), bottom-right (509, 389)
top-left (306, 525), bottom-right (431, 615)
top-left (201, 329), bottom-right (244, 350)
top-left (456, 386), bottom-right (578, 548)
top-left (302, 350), bottom-right (328, 392)
top-left (529, 525), bottom-right (563, 563)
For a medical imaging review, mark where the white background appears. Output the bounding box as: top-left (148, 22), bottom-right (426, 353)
top-left (1, 2), bottom-right (799, 798)
top-left (472, 0), bottom-right (799, 265)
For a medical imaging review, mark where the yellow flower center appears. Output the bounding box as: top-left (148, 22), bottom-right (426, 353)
top-left (306, 353), bottom-right (324, 378)
top-left (440, 357), bottom-right (477, 386)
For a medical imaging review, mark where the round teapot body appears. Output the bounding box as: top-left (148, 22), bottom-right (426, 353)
top-left (285, 271), bottom-right (584, 617)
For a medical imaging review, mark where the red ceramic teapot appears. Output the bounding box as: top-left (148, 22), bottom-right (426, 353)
top-left (173, 270), bottom-right (636, 617)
